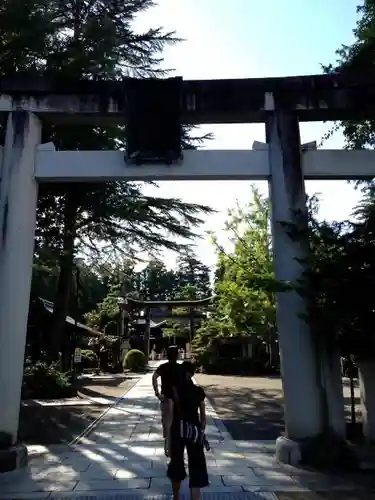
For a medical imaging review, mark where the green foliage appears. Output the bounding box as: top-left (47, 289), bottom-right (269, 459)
top-left (81, 349), bottom-right (98, 369)
top-left (197, 357), bottom-right (267, 376)
top-left (135, 260), bottom-right (178, 300)
top-left (300, 203), bottom-right (375, 359)
top-left (312, 0), bottom-right (375, 360)
top-left (85, 283), bottom-right (122, 331)
top-left (85, 252), bottom-right (212, 335)
top-left (175, 253), bottom-right (212, 299)
top-left (1, 0), bottom-right (214, 361)
top-left (22, 359), bottom-right (74, 399)
top-left (163, 320), bottom-right (189, 339)
top-left (123, 349), bottom-right (146, 372)
top-left (324, 0), bottom-right (375, 148)
top-left (193, 186), bottom-right (277, 365)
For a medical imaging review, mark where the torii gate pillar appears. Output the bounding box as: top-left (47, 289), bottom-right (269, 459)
top-left (267, 105), bottom-right (345, 462)
top-left (0, 112), bottom-right (40, 470)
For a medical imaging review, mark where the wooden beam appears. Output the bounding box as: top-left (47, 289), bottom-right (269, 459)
top-left (1, 73), bottom-right (375, 124)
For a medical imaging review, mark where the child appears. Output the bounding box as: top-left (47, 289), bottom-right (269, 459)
top-left (164, 362), bottom-right (209, 500)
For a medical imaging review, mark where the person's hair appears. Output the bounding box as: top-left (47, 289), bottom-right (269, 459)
top-left (167, 345), bottom-right (179, 362)
top-left (182, 361), bottom-right (196, 377)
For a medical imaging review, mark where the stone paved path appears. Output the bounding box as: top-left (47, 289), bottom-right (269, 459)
top-left (0, 367), bottom-right (368, 499)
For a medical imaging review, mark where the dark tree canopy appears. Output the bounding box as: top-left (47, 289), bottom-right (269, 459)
top-left (0, 0), bottom-right (214, 362)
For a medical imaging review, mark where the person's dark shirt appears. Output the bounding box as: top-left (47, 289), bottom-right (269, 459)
top-left (156, 361), bottom-right (184, 396)
top-left (172, 381), bottom-right (205, 425)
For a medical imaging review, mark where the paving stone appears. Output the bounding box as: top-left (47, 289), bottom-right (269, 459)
top-left (0, 493), bottom-right (51, 499)
top-left (57, 460), bottom-right (92, 471)
top-left (150, 464), bottom-right (167, 475)
top-left (80, 465), bottom-right (118, 479)
top-left (0, 478), bottom-right (78, 493)
top-left (244, 454), bottom-right (282, 469)
top-left (206, 458), bottom-right (218, 466)
top-left (29, 465), bottom-right (85, 476)
top-left (222, 472), bottom-right (265, 486)
top-left (208, 475), bottom-right (225, 486)
top-left (203, 485), bottom-right (245, 493)
top-left (252, 466), bottom-right (318, 477)
top-left (75, 478), bottom-right (150, 491)
top-left (209, 466), bottom-right (253, 476)
top-left (28, 455), bottom-right (63, 465)
top-left (215, 458), bottom-right (249, 468)
top-left (148, 433), bottom-right (164, 441)
top-left (28, 469), bottom-right (79, 482)
top-left (149, 477), bottom-right (173, 488)
top-left (14, 367), bottom-right (370, 500)
top-left (115, 467), bottom-right (164, 479)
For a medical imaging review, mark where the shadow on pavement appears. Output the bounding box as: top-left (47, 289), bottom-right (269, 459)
top-left (18, 404), bottom-right (105, 444)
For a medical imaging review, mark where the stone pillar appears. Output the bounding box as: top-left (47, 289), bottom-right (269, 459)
top-left (144, 308), bottom-right (151, 361)
top-left (357, 360), bottom-right (375, 442)
top-left (0, 112), bottom-right (41, 454)
top-left (266, 106), bottom-right (323, 443)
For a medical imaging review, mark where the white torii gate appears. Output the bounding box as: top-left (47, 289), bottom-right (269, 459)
top-left (0, 74), bottom-right (375, 470)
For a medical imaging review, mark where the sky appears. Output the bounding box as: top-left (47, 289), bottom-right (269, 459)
top-left (132, 0), bottom-right (362, 270)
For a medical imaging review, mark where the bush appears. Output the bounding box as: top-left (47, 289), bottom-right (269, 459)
top-left (22, 360), bottom-right (75, 399)
top-left (81, 349), bottom-right (98, 369)
top-left (123, 349), bottom-right (146, 372)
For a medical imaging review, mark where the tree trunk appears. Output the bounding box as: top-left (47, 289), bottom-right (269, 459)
top-left (49, 193), bottom-right (77, 365)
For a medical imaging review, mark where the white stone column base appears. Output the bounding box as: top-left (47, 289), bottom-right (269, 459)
top-left (275, 436), bottom-right (303, 466)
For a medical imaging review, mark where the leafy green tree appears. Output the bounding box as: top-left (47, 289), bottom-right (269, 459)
top-left (317, 1), bottom-right (375, 359)
top-left (71, 260), bottom-right (108, 320)
top-left (135, 260), bottom-right (177, 300)
top-left (324, 0), bottom-right (375, 149)
top-left (301, 199), bottom-right (375, 360)
top-left (163, 320), bottom-right (189, 341)
top-left (194, 187), bottom-right (277, 359)
top-left (0, 0), bottom-right (213, 361)
top-left (85, 282), bottom-right (122, 333)
top-left (175, 252), bottom-right (212, 299)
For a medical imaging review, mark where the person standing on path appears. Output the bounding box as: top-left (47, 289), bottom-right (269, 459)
top-left (152, 345), bottom-right (184, 438)
top-left (164, 361), bottom-right (209, 500)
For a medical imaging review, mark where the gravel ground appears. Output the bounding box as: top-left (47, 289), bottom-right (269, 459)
top-left (196, 373), bottom-right (285, 440)
top-left (18, 374), bottom-right (141, 445)
top-left (196, 374), bottom-right (361, 441)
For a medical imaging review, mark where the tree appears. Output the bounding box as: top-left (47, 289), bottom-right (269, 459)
top-left (324, 0), bottom-right (375, 149)
top-left (84, 253), bottom-right (213, 345)
top-left (85, 282), bottom-right (122, 333)
top-left (0, 0), bottom-right (214, 362)
top-left (135, 260), bottom-right (177, 300)
top-left (163, 320), bottom-right (189, 341)
top-left (193, 187), bottom-right (277, 362)
top-left (300, 198), bottom-right (375, 360)
top-left (316, 0), bottom-right (375, 358)
top-left (175, 252), bottom-right (212, 299)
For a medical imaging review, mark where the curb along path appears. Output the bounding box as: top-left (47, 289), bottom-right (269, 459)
top-left (0, 366), bottom-right (366, 499)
